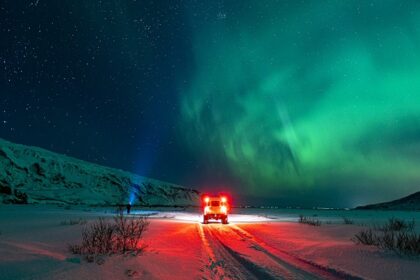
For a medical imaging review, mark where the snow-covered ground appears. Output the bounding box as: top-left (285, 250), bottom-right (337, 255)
top-left (1, 204), bottom-right (420, 279)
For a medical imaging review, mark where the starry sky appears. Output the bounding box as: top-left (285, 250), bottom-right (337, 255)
top-left (1, 0), bottom-right (420, 207)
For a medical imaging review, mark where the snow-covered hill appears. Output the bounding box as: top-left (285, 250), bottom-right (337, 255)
top-left (0, 138), bottom-right (199, 206)
top-left (355, 191), bottom-right (420, 210)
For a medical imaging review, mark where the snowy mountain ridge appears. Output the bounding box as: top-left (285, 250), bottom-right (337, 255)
top-left (0, 138), bottom-right (199, 206)
top-left (355, 191), bottom-right (420, 210)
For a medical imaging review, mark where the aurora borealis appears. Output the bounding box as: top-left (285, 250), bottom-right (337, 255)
top-left (2, 1), bottom-right (420, 207)
top-left (181, 1), bottom-right (420, 206)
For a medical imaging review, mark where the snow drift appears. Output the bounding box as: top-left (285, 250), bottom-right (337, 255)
top-left (0, 138), bottom-right (199, 206)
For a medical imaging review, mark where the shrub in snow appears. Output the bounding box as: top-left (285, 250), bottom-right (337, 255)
top-left (376, 218), bottom-right (415, 232)
top-left (354, 228), bottom-right (379, 246)
top-left (342, 217), bottom-right (354, 225)
top-left (69, 214), bottom-right (149, 256)
top-left (354, 218), bottom-right (420, 255)
top-left (298, 214), bottom-right (321, 226)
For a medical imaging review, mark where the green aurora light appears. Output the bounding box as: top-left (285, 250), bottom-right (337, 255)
top-left (180, 1), bottom-right (420, 206)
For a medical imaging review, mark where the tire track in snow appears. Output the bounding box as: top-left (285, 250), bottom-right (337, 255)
top-left (196, 222), bottom-right (223, 279)
top-left (197, 223), bottom-right (274, 280)
top-left (228, 224), bottom-right (363, 280)
top-left (211, 225), bottom-right (320, 280)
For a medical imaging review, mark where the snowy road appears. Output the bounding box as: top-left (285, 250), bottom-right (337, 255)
top-left (1, 205), bottom-right (420, 279)
top-left (197, 223), bottom-right (358, 280)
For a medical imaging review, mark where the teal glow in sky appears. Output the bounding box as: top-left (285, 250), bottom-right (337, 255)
top-left (181, 1), bottom-right (420, 207)
top-left (3, 0), bottom-right (420, 207)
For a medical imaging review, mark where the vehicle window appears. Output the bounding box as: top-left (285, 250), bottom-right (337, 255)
top-left (211, 201), bottom-right (220, 206)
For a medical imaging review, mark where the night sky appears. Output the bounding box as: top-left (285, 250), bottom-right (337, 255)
top-left (1, 1), bottom-right (420, 207)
